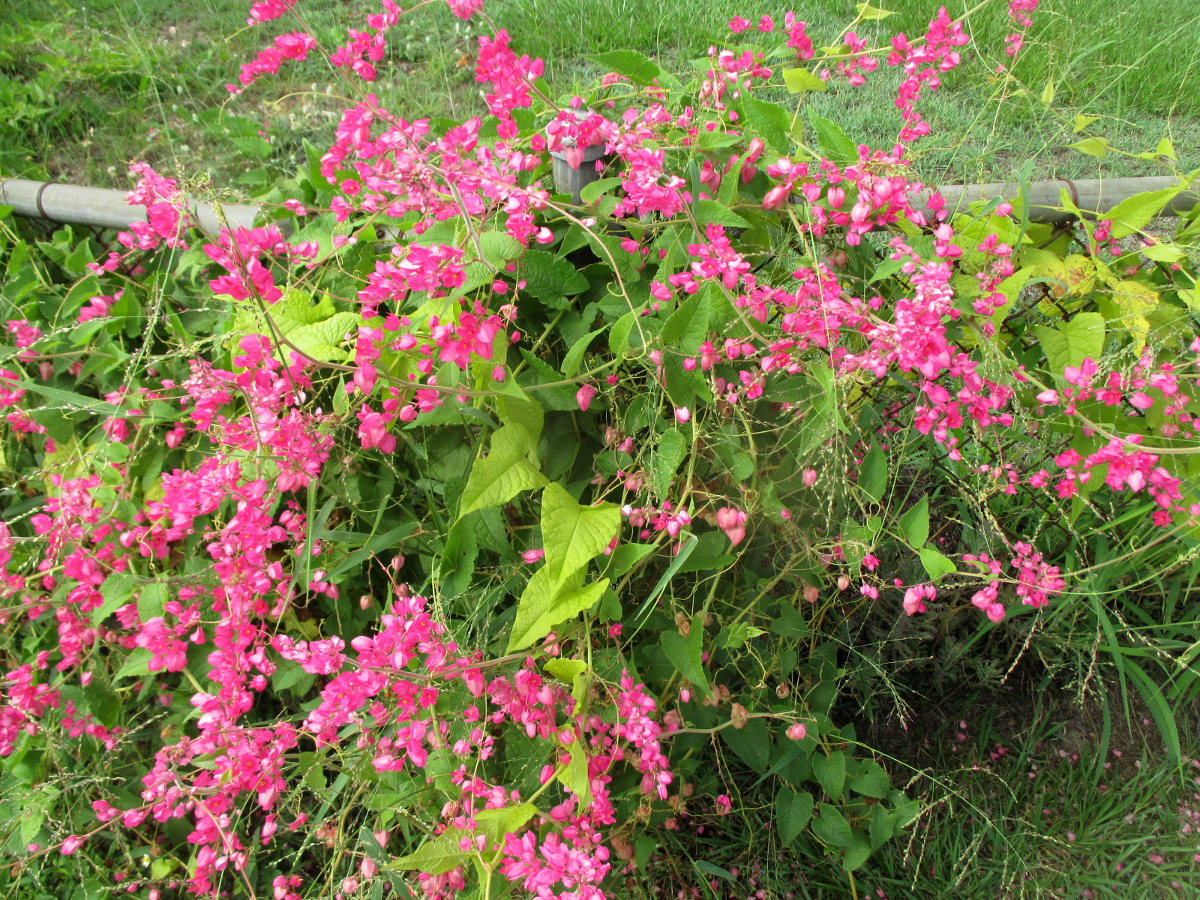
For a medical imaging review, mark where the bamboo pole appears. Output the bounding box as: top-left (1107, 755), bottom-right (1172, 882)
top-left (927, 175), bottom-right (1200, 223)
top-left (0, 178), bottom-right (262, 234)
top-left (2, 174), bottom-right (1197, 232)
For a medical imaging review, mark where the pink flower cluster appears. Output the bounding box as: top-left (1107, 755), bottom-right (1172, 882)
top-left (886, 7), bottom-right (969, 143)
top-left (1005, 0), bottom-right (1040, 56)
top-left (229, 31), bottom-right (316, 93)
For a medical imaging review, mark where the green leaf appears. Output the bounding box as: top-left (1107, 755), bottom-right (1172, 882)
top-left (813, 751), bottom-right (846, 800)
top-left (439, 517), bottom-right (479, 598)
top-left (1105, 186), bottom-right (1184, 239)
top-left (1141, 243), bottom-right (1185, 263)
top-left (1068, 137), bottom-right (1111, 159)
top-left (1034, 312), bottom-right (1106, 375)
top-left (651, 427), bottom-right (688, 498)
top-left (856, 2), bottom-right (896, 19)
top-left (540, 483), bottom-right (620, 589)
top-left (609, 310), bottom-right (637, 356)
top-left (898, 497), bottom-right (929, 548)
top-left (860, 446), bottom-right (887, 503)
top-left (606, 542), bottom-right (655, 577)
top-left (64, 274), bottom-right (101, 315)
top-left (588, 49), bottom-right (663, 86)
top-left (12, 380), bottom-right (124, 416)
top-left (811, 803), bottom-right (853, 848)
top-left (918, 547), bottom-right (957, 581)
top-left (782, 67), bottom-right (827, 93)
top-left (558, 735), bottom-right (592, 804)
top-left (717, 622), bottom-right (767, 650)
top-left (720, 716), bottom-right (771, 772)
top-left (808, 112), bottom-right (858, 165)
top-left (776, 787), bottom-right (814, 846)
top-left (83, 675), bottom-right (121, 727)
top-left (870, 805), bottom-right (896, 849)
top-left (507, 570), bottom-right (606, 653)
top-left (91, 573), bottom-right (135, 626)
top-left (388, 829), bottom-right (471, 875)
top-left (661, 287), bottom-right (712, 353)
top-left (521, 250), bottom-right (589, 303)
top-left (458, 424), bottom-right (547, 519)
top-left (326, 523), bottom-right (418, 579)
top-left (495, 386), bottom-right (544, 438)
top-left (480, 231), bottom-right (524, 268)
top-left (474, 803), bottom-right (538, 845)
top-left (544, 658), bottom-right (588, 685)
top-left (579, 177), bottom-right (623, 204)
top-left (850, 761), bottom-right (891, 799)
top-left (137, 582), bottom-right (167, 621)
top-left (286, 311), bottom-right (358, 362)
top-left (114, 648), bottom-right (153, 683)
top-left (545, 658), bottom-right (590, 706)
top-left (675, 530), bottom-right (734, 574)
top-left (561, 327), bottom-right (605, 377)
top-left (742, 96), bottom-right (794, 154)
top-left (275, 288), bottom-right (337, 326)
top-left (661, 615), bottom-right (710, 697)
top-left (693, 860), bottom-right (736, 882)
top-left (692, 199), bottom-right (750, 229)
top-left (842, 832), bottom-right (872, 872)
top-left (1040, 78), bottom-right (1056, 106)
top-left (637, 535), bottom-right (697, 618)
top-left (770, 604), bottom-right (810, 639)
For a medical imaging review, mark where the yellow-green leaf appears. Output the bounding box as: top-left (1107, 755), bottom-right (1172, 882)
top-left (1105, 186), bottom-right (1184, 239)
top-left (856, 2), bottom-right (895, 19)
top-left (1034, 312), bottom-right (1106, 375)
top-left (507, 570), bottom-right (606, 653)
top-left (1106, 279), bottom-right (1158, 353)
top-left (557, 734), bottom-right (592, 805)
top-left (388, 829), bottom-right (471, 875)
top-left (918, 547), bottom-right (956, 581)
top-left (782, 67), bottom-right (827, 94)
top-left (1068, 137), bottom-right (1110, 159)
top-left (541, 483), bottom-right (620, 590)
top-left (474, 804), bottom-right (539, 845)
top-left (458, 424), bottom-right (547, 519)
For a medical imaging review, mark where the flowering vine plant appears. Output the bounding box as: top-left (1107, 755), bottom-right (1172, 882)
top-left (1, 0), bottom-right (1199, 897)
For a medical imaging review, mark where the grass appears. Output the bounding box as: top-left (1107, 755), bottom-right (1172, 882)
top-left (862, 687), bottom-right (1200, 898)
top-left (1, 0), bottom-right (1197, 189)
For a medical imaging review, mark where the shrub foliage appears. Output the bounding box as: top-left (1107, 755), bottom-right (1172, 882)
top-left (1, 1), bottom-right (1198, 897)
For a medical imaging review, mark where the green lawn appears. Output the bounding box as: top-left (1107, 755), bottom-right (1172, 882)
top-left (1, 0), bottom-right (1196, 188)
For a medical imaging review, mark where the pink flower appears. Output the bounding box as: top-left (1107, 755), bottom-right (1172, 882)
top-left (715, 507), bottom-right (747, 547)
top-left (522, 548), bottom-right (545, 564)
top-left (446, 0), bottom-right (484, 20)
top-left (786, 722), bottom-right (807, 741)
top-left (1128, 392), bottom-right (1154, 410)
top-left (903, 583), bottom-right (936, 616)
top-left (674, 407), bottom-right (691, 423)
top-left (576, 384), bottom-right (598, 411)
top-left (61, 835), bottom-right (85, 855)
